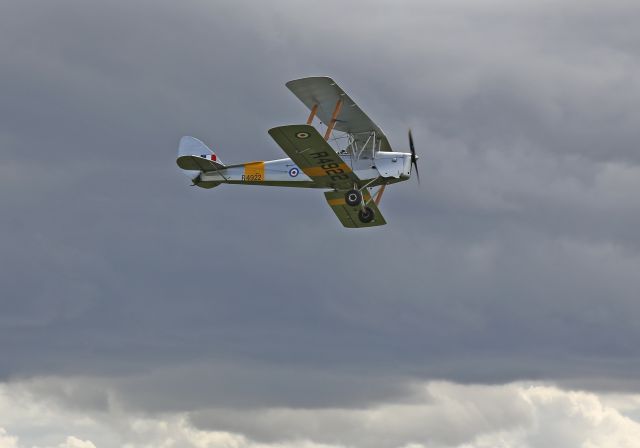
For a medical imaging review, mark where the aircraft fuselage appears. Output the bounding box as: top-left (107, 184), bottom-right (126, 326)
top-left (195, 151), bottom-right (412, 189)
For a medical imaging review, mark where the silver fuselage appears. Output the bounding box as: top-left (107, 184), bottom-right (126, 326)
top-left (197, 151), bottom-right (412, 189)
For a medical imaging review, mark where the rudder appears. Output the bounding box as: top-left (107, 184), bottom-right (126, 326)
top-left (176, 136), bottom-right (224, 189)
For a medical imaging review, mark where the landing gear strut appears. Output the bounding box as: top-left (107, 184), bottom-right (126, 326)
top-left (345, 189), bottom-right (362, 206)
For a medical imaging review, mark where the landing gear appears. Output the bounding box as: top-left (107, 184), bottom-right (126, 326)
top-left (358, 206), bottom-right (375, 223)
top-left (345, 189), bottom-right (362, 206)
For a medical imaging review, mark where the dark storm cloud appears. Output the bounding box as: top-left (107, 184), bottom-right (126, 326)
top-left (1, 0), bottom-right (640, 417)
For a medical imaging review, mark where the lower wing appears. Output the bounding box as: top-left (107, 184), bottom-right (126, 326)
top-left (324, 190), bottom-right (387, 228)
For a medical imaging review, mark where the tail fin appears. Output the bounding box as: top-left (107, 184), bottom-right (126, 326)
top-left (178, 136), bottom-right (224, 164)
top-left (177, 136), bottom-right (226, 171)
top-left (176, 136), bottom-right (224, 189)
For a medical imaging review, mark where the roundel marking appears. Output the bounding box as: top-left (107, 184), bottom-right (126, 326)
top-left (288, 167), bottom-right (299, 177)
top-left (295, 132), bottom-right (310, 139)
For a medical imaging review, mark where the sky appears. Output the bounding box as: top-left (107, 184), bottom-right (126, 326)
top-left (1, 0), bottom-right (640, 446)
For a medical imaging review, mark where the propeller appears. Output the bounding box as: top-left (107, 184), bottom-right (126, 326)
top-left (408, 129), bottom-right (420, 184)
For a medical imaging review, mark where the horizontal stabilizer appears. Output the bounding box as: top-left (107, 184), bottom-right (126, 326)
top-left (177, 155), bottom-right (225, 172)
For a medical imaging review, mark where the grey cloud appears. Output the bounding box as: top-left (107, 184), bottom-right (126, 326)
top-left (1, 0), bottom-right (640, 423)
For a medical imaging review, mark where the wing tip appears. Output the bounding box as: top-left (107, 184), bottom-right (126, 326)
top-left (285, 75), bottom-right (336, 89)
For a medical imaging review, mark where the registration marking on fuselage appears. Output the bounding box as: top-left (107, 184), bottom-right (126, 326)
top-left (242, 161), bottom-right (265, 181)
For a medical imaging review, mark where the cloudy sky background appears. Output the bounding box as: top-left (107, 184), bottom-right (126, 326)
top-left (1, 0), bottom-right (640, 446)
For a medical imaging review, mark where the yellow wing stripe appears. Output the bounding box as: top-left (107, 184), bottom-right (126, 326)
top-left (302, 162), bottom-right (352, 178)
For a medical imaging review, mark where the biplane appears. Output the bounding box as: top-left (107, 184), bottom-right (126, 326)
top-left (176, 76), bottom-right (419, 228)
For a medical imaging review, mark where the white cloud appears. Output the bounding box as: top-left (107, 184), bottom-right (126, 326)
top-left (57, 437), bottom-right (96, 448)
top-left (1, 2), bottom-right (640, 448)
top-left (0, 429), bottom-right (18, 448)
top-left (1, 378), bottom-right (640, 448)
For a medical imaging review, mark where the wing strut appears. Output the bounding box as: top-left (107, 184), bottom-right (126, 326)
top-left (374, 184), bottom-right (386, 205)
top-left (323, 99), bottom-right (343, 140)
top-left (306, 104), bottom-right (318, 125)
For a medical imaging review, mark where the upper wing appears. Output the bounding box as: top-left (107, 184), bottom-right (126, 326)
top-left (286, 76), bottom-right (392, 153)
top-left (324, 190), bottom-right (387, 228)
top-left (268, 124), bottom-right (360, 190)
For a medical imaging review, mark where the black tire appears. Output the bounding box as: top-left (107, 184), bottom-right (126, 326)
top-left (358, 207), bottom-right (375, 223)
top-left (345, 189), bottom-right (362, 206)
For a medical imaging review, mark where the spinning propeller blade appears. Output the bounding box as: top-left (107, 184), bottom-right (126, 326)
top-left (409, 129), bottom-right (420, 184)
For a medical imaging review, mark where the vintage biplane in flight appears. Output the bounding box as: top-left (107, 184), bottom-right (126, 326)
top-left (176, 76), bottom-right (419, 228)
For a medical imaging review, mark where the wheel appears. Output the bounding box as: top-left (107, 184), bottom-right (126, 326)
top-left (358, 207), bottom-right (375, 223)
top-left (345, 189), bottom-right (362, 206)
